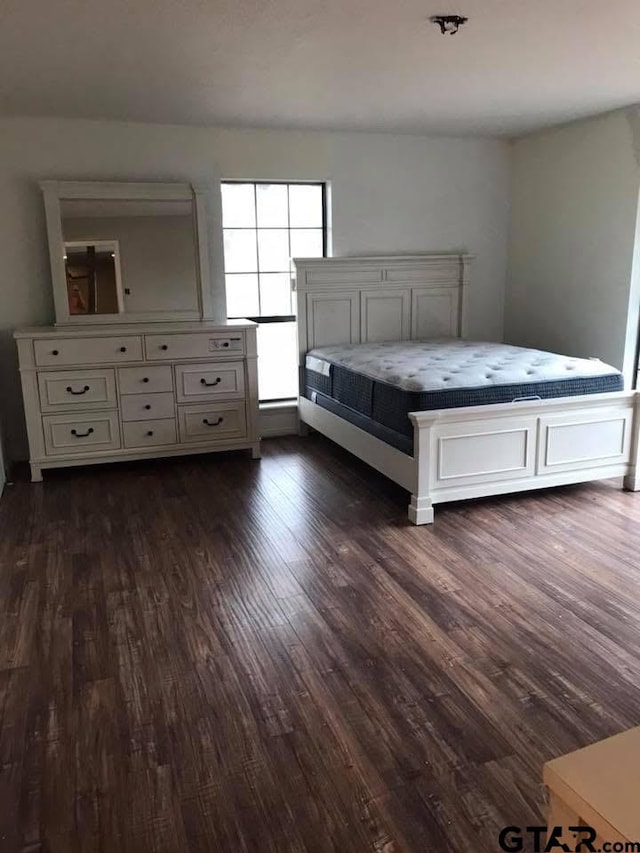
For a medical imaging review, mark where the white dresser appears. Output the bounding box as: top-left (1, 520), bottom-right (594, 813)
top-left (14, 320), bottom-right (260, 481)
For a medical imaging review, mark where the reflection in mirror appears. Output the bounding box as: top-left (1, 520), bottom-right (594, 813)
top-left (60, 197), bottom-right (200, 317)
top-left (64, 241), bottom-right (123, 315)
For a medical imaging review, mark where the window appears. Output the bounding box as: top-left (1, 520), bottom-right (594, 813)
top-left (221, 182), bottom-right (326, 401)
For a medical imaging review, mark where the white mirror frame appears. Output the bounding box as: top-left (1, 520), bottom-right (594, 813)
top-left (41, 180), bottom-right (217, 325)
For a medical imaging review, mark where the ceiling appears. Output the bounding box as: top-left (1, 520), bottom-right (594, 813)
top-left (1, 0), bottom-right (639, 137)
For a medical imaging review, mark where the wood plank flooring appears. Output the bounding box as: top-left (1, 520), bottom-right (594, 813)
top-left (1, 435), bottom-right (640, 852)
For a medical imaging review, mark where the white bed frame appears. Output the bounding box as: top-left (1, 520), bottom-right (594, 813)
top-left (293, 254), bottom-right (640, 524)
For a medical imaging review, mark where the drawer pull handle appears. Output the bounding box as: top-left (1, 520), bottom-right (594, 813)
top-left (160, 344), bottom-right (168, 351)
top-left (202, 417), bottom-right (224, 427)
top-left (146, 430), bottom-right (154, 437)
top-left (71, 427), bottom-right (94, 438)
top-left (66, 385), bottom-right (90, 395)
top-left (142, 377), bottom-right (150, 383)
top-left (119, 347), bottom-right (127, 353)
top-left (144, 404), bottom-right (151, 410)
top-left (200, 377), bottom-right (222, 387)
top-left (222, 342), bottom-right (230, 348)
top-left (52, 349), bottom-right (59, 356)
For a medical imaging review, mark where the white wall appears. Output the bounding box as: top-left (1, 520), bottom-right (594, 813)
top-left (0, 116), bottom-right (510, 461)
top-left (506, 109), bottom-right (640, 384)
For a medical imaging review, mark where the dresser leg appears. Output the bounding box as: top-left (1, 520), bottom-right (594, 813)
top-left (30, 463), bottom-right (43, 482)
top-left (251, 443), bottom-right (261, 460)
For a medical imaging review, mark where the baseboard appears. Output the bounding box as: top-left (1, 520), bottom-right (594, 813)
top-left (259, 401), bottom-right (298, 438)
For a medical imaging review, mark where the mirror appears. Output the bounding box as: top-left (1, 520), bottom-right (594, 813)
top-left (41, 181), bottom-right (217, 325)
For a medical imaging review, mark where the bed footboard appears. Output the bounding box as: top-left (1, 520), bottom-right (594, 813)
top-left (409, 391), bottom-right (640, 524)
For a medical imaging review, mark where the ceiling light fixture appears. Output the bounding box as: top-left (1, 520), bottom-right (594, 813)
top-left (429, 14), bottom-right (468, 35)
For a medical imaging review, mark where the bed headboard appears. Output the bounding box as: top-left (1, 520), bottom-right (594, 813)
top-left (292, 253), bottom-right (472, 360)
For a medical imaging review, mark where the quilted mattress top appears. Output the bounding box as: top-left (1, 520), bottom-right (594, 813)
top-left (305, 339), bottom-right (622, 393)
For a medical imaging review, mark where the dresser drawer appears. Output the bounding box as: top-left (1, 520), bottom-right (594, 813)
top-left (121, 392), bottom-right (175, 422)
top-left (42, 412), bottom-right (121, 456)
top-left (144, 332), bottom-right (244, 361)
top-left (118, 365), bottom-right (173, 395)
top-left (178, 402), bottom-right (247, 443)
top-left (174, 362), bottom-right (245, 402)
top-left (38, 369), bottom-right (117, 412)
top-left (123, 419), bottom-right (177, 448)
top-left (34, 336), bottom-right (143, 366)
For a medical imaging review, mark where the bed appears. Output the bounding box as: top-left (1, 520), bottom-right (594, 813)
top-left (293, 254), bottom-right (640, 524)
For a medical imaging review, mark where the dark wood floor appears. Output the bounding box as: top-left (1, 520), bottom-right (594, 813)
top-left (2, 436), bottom-right (640, 852)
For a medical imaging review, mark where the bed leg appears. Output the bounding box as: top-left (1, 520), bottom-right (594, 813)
top-left (624, 394), bottom-right (640, 491)
top-left (408, 495), bottom-right (434, 525)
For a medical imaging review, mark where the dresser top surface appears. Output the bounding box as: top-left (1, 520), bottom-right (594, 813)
top-left (14, 319), bottom-right (257, 339)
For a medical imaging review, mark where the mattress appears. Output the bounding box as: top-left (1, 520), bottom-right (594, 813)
top-left (303, 339), bottom-right (624, 448)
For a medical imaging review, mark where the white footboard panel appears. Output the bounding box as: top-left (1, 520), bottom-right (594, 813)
top-left (433, 415), bottom-right (537, 488)
top-left (411, 392), bottom-right (637, 509)
top-left (538, 410), bottom-right (631, 474)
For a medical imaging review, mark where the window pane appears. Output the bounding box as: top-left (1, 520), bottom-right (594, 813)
top-left (226, 274), bottom-right (259, 318)
top-left (259, 273), bottom-right (293, 316)
top-left (257, 322), bottom-right (298, 400)
top-left (223, 229), bottom-right (257, 273)
top-left (221, 183), bottom-right (256, 227)
top-left (257, 229), bottom-right (290, 272)
top-left (256, 184), bottom-right (289, 228)
top-left (289, 184), bottom-right (323, 227)
top-left (290, 228), bottom-right (323, 260)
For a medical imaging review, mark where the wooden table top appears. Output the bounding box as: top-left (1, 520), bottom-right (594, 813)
top-left (544, 726), bottom-right (640, 841)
